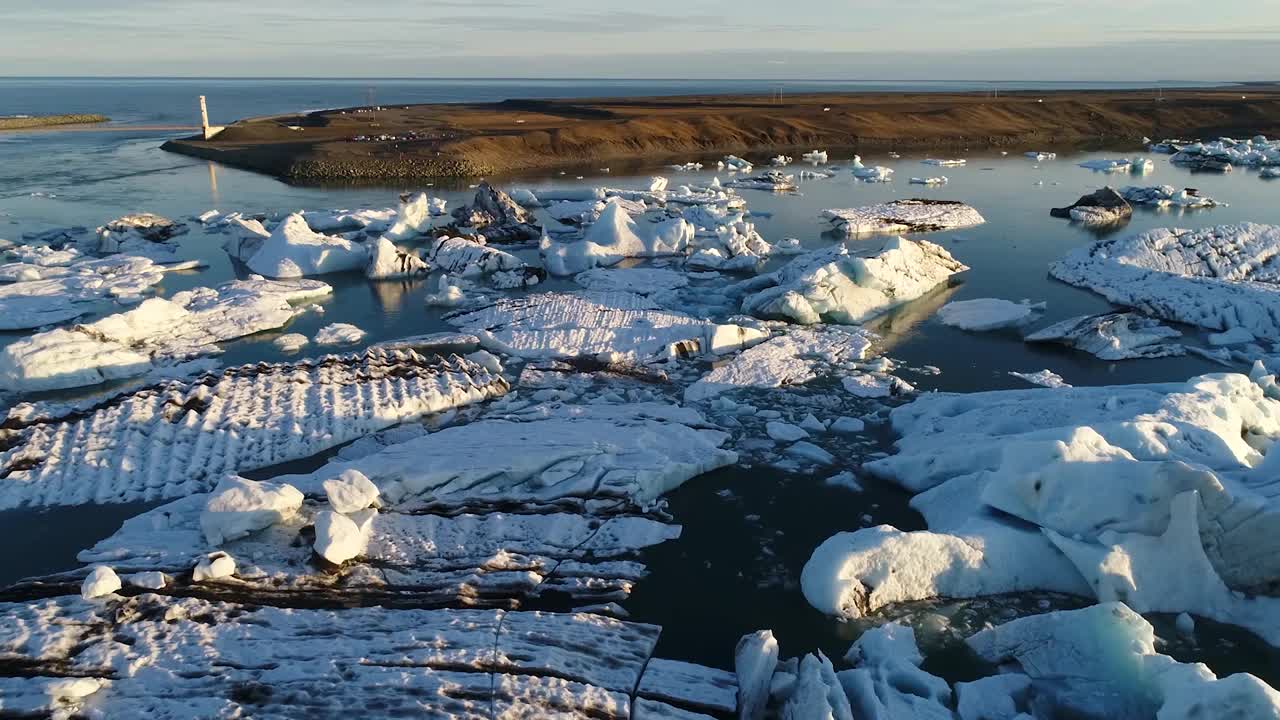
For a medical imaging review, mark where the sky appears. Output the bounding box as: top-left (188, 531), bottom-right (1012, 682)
top-left (4, 0), bottom-right (1278, 80)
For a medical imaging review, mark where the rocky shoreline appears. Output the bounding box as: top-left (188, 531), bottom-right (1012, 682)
top-left (160, 88), bottom-right (1280, 182)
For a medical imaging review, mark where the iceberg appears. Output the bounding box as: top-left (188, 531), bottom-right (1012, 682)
top-left (230, 212), bottom-right (368, 278)
top-left (741, 238), bottom-right (968, 325)
top-left (364, 237), bottom-right (428, 279)
top-left (1025, 312), bottom-right (1183, 360)
top-left (450, 182), bottom-right (542, 243)
top-left (540, 202), bottom-right (694, 276)
top-left (0, 276), bottom-right (331, 391)
top-left (823, 200), bottom-right (985, 236)
top-left (1118, 184), bottom-right (1224, 209)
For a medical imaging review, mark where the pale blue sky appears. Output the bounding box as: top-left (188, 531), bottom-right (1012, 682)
top-left (5, 0), bottom-right (1278, 79)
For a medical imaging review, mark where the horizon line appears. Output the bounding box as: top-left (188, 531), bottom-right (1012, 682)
top-left (0, 76), bottom-right (1262, 85)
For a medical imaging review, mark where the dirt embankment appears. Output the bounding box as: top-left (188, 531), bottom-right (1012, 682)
top-left (0, 114), bottom-right (109, 130)
top-left (160, 88), bottom-right (1280, 182)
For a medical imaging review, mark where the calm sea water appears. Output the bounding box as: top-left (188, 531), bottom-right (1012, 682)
top-left (0, 77), bottom-right (1277, 684)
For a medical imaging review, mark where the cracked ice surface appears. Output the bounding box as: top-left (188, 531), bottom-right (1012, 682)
top-left (822, 200), bottom-right (985, 236)
top-left (0, 348), bottom-right (508, 509)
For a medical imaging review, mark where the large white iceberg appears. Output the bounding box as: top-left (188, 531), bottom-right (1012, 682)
top-left (740, 238), bottom-right (968, 325)
top-left (540, 201), bottom-right (694, 275)
top-left (229, 212), bottom-right (368, 278)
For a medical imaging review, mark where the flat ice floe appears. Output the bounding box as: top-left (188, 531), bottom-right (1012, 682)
top-left (227, 212), bottom-right (368, 278)
top-left (725, 170), bottom-right (797, 192)
top-left (0, 255), bottom-right (196, 330)
top-left (0, 348), bottom-right (508, 509)
top-left (684, 326), bottom-right (875, 403)
top-left (1050, 223), bottom-right (1280, 342)
top-left (936, 298), bottom-right (1043, 331)
top-left (823, 199), bottom-right (985, 236)
top-left (0, 594), bottom-right (737, 719)
top-left (447, 291), bottom-right (767, 361)
top-left (740, 238), bottom-right (968, 325)
top-left (1120, 184), bottom-right (1225, 209)
top-left (1025, 312), bottom-right (1184, 360)
top-left (573, 267), bottom-right (691, 295)
top-left (801, 370), bottom-right (1280, 645)
top-left (0, 276), bottom-right (332, 392)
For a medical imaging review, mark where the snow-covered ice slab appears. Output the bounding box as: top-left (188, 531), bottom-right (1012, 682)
top-left (272, 402), bottom-right (737, 505)
top-left (741, 238), bottom-right (968, 325)
top-left (823, 199), bottom-right (985, 236)
top-left (0, 594), bottom-right (733, 719)
top-left (684, 326), bottom-right (875, 403)
top-left (228, 212), bottom-right (368, 278)
top-left (0, 277), bottom-right (332, 392)
top-left (725, 170), bottom-right (797, 192)
top-left (0, 256), bottom-right (191, 331)
top-left (425, 235), bottom-right (528, 278)
top-left (802, 371), bottom-right (1280, 644)
top-left (967, 602), bottom-right (1280, 719)
top-left (573, 267), bottom-right (691, 295)
top-left (1025, 312), bottom-right (1183, 360)
top-left (1009, 369), bottom-right (1070, 388)
top-left (0, 348), bottom-right (508, 509)
top-left (936, 298), bottom-right (1042, 331)
top-left (541, 202), bottom-right (694, 275)
top-left (1050, 223), bottom-right (1280, 338)
top-left (448, 291), bottom-right (767, 362)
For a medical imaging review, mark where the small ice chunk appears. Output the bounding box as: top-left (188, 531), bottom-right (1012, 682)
top-left (80, 566), bottom-right (121, 599)
top-left (1176, 612), bottom-right (1196, 636)
top-left (313, 509), bottom-right (367, 564)
top-left (1209, 327), bottom-right (1256, 346)
top-left (1008, 369), bottom-right (1071, 388)
top-left (200, 476), bottom-right (304, 546)
top-left (193, 551), bottom-right (236, 581)
top-left (830, 416), bottom-right (866, 434)
top-left (800, 414), bottom-right (827, 433)
top-left (273, 333), bottom-right (310, 352)
top-left (937, 298), bottom-right (1042, 331)
top-left (787, 441), bottom-right (835, 465)
top-left (825, 471), bottom-right (864, 492)
top-left (126, 571), bottom-right (167, 590)
top-left (322, 469), bottom-right (380, 513)
top-left (766, 421), bottom-right (810, 443)
top-left (314, 322), bottom-right (367, 345)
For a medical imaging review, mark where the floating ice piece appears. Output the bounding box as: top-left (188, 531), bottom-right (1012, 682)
top-left (669, 162), bottom-right (704, 171)
top-left (95, 213), bottom-right (188, 257)
top-left (1009, 369), bottom-right (1070, 388)
top-left (1049, 187), bottom-right (1132, 225)
top-left (802, 150), bottom-right (829, 163)
top-left (574, 267), bottom-right (691, 295)
top-left (541, 202), bottom-right (694, 275)
top-left (0, 349), bottom-right (507, 509)
top-left (909, 176), bottom-right (948, 185)
top-left (0, 276), bottom-right (332, 391)
top-left (0, 255), bottom-right (192, 330)
top-left (770, 155), bottom-right (793, 166)
top-left (449, 291), bottom-right (765, 362)
top-left (722, 155), bottom-right (754, 172)
top-left (314, 322), bottom-right (366, 345)
top-left (736, 631), bottom-right (778, 720)
top-left (1079, 158), bottom-right (1136, 172)
top-left (830, 417), bottom-right (866, 434)
top-left (1119, 184), bottom-right (1224, 209)
top-left (450, 182), bottom-right (541, 243)
top-left (273, 332), bottom-right (309, 352)
top-left (365, 237), bottom-right (428, 279)
top-left (968, 603), bottom-right (1280, 719)
top-left (937, 298), bottom-right (1043, 331)
top-left (726, 170), bottom-right (797, 192)
top-left (922, 158), bottom-right (965, 167)
top-left (1025, 312), bottom-right (1183, 360)
top-left (423, 274), bottom-right (467, 307)
top-left (323, 469), bottom-right (379, 513)
top-left (841, 372), bottom-right (913, 398)
top-left (1025, 151), bottom-right (1057, 161)
top-left (302, 208), bottom-right (396, 234)
top-left (823, 199), bottom-right (985, 236)
top-left (231, 212), bottom-right (368, 278)
top-left (200, 476), bottom-right (304, 546)
top-left (766, 421), bottom-right (809, 443)
top-left (684, 326), bottom-right (872, 403)
top-left (853, 166), bottom-right (894, 182)
top-left (1263, 167), bottom-right (1280, 179)
top-left (80, 565), bottom-right (120, 599)
top-left (425, 235), bottom-right (526, 278)
top-left (1050, 223), bottom-right (1280, 338)
top-left (383, 192), bottom-right (446, 240)
top-left (742, 238), bottom-right (968, 325)
top-left (840, 623), bottom-right (952, 720)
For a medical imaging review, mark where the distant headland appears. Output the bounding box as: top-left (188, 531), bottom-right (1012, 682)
top-left (161, 87), bottom-right (1280, 181)
top-left (0, 114), bottom-right (109, 130)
